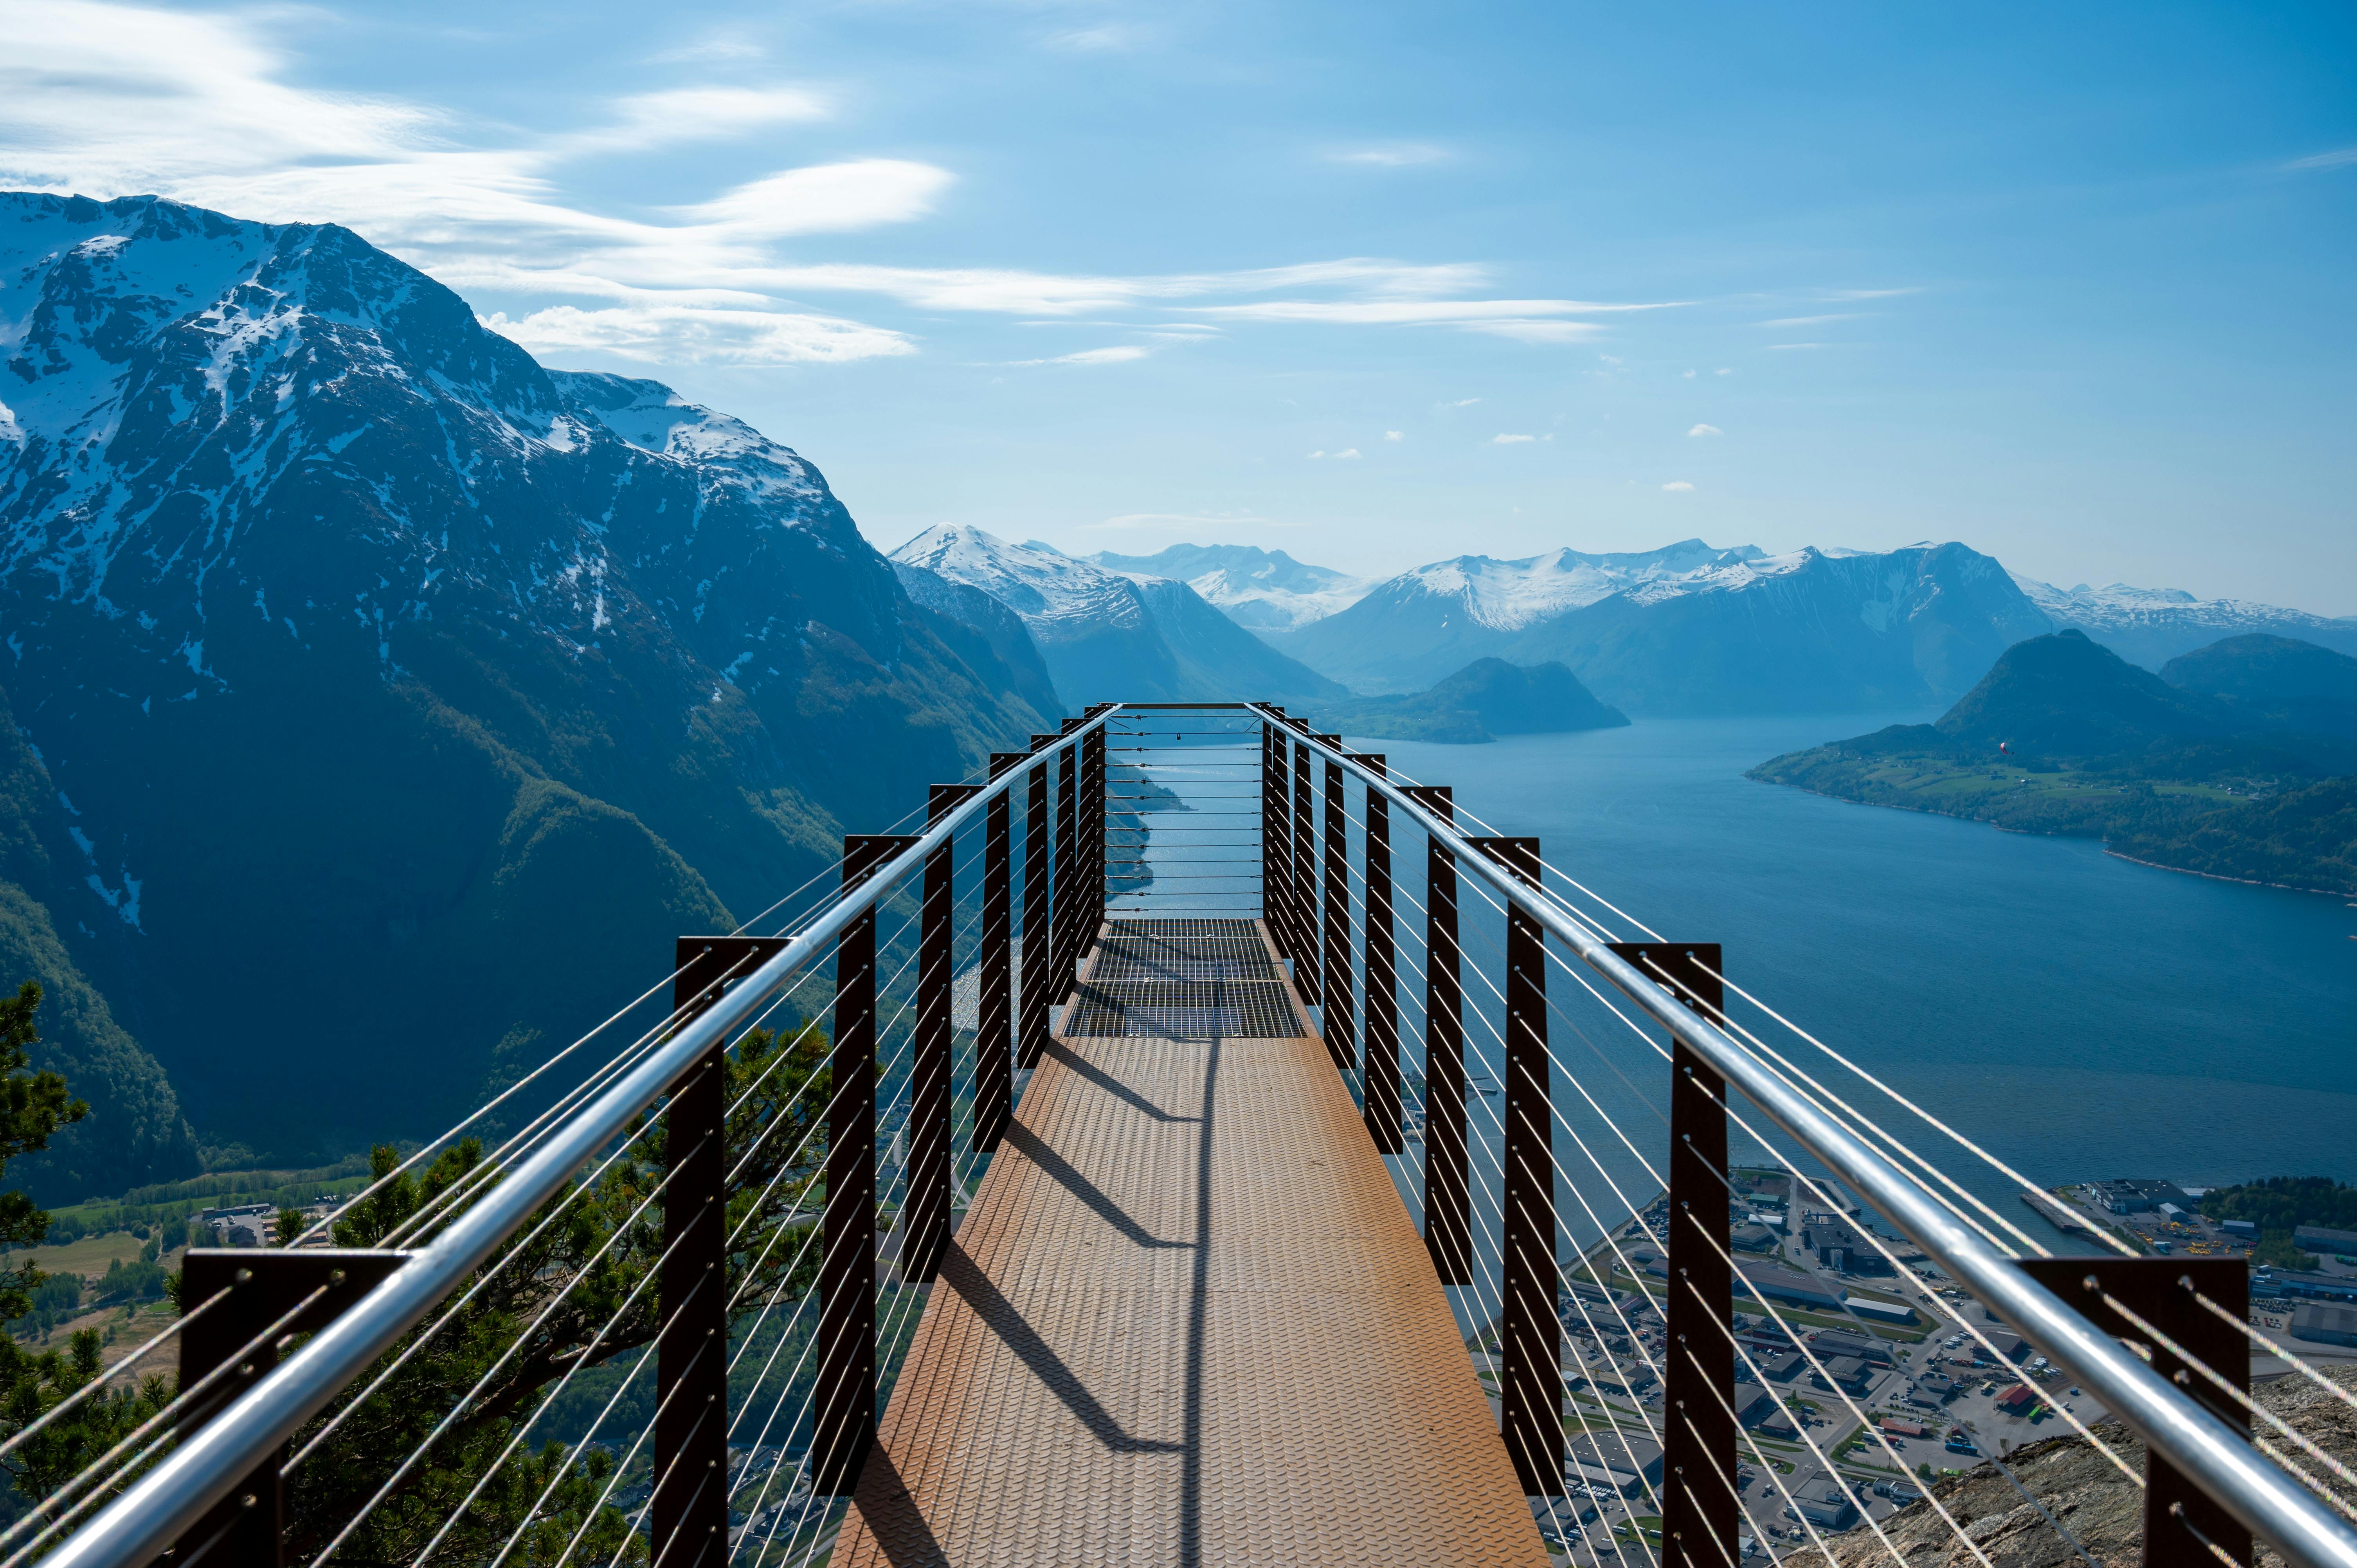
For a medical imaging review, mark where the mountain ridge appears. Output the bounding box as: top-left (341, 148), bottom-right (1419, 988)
top-left (0, 191), bottom-right (1047, 1175)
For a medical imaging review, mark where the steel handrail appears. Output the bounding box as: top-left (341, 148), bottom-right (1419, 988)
top-left (1257, 708), bottom-right (2357, 1568)
top-left (44, 707), bottom-right (1124, 1568)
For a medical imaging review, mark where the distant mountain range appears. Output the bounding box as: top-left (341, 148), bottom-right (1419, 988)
top-left (1085, 544), bottom-right (1377, 632)
top-left (1111, 537), bottom-right (2356, 716)
top-left (891, 527), bottom-right (1343, 708)
top-left (0, 193), bottom-right (1050, 1189)
top-left (1750, 632), bottom-right (2357, 893)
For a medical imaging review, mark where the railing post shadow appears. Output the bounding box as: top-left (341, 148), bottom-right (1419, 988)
top-left (977, 754), bottom-right (1023, 1151)
top-left (1608, 941), bottom-right (1735, 1568)
top-left (1471, 835), bottom-right (1563, 1496)
top-left (816, 832), bottom-right (918, 1497)
top-left (1406, 785), bottom-right (1468, 1287)
top-left (1350, 751), bottom-right (1401, 1153)
top-left (1261, 711), bottom-right (1293, 968)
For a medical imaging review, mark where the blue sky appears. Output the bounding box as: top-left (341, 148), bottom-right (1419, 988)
top-left (4, 0), bottom-right (2352, 606)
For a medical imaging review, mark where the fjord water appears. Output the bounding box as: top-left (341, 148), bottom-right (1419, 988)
top-left (1365, 714), bottom-right (2357, 1220)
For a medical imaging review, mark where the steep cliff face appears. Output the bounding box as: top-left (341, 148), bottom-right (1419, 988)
top-left (0, 193), bottom-right (1045, 1162)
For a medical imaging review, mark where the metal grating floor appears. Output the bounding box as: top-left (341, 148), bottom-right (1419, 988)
top-left (833, 916), bottom-right (1546, 1568)
top-left (1089, 933), bottom-right (1280, 983)
top-left (1064, 978), bottom-right (1301, 1038)
top-left (1102, 916), bottom-right (1262, 939)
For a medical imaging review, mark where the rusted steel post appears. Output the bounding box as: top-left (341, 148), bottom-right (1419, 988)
top-left (1473, 834), bottom-right (1562, 1496)
top-left (1319, 743), bottom-right (1354, 1069)
top-left (1352, 752), bottom-right (1401, 1152)
top-left (977, 756), bottom-right (1022, 1150)
top-left (1611, 942), bottom-right (1734, 1568)
top-left (1406, 785), bottom-right (1468, 1285)
top-left (1020, 739), bottom-right (1053, 1068)
top-left (2017, 1257), bottom-right (2253, 1568)
top-left (1292, 737), bottom-right (1320, 1005)
top-left (908, 784), bottom-right (978, 1285)
top-left (816, 833), bottom-right (917, 1495)
top-left (172, 1251), bottom-right (407, 1566)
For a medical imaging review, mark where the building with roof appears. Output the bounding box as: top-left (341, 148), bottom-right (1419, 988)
top-left (2261, 1270), bottom-right (2357, 1304)
top-left (1807, 1330), bottom-right (1895, 1366)
top-left (1810, 1356), bottom-right (1876, 1396)
top-left (2291, 1303), bottom-right (2357, 1347)
top-left (2294, 1226), bottom-right (2357, 1255)
top-left (1566, 1432), bottom-right (1664, 1498)
top-left (1790, 1475), bottom-right (1859, 1530)
top-left (1995, 1383), bottom-right (2040, 1415)
top-left (2090, 1179), bottom-right (2189, 1215)
top-left (1797, 1217), bottom-right (1896, 1276)
top-left (1736, 1265), bottom-right (1842, 1312)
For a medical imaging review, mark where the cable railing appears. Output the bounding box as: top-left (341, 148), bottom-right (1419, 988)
top-left (30, 707), bottom-right (1121, 1568)
top-left (18, 694), bottom-right (2357, 1568)
top-left (1248, 703), bottom-right (2357, 1568)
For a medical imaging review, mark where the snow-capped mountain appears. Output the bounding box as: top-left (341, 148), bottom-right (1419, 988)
top-left (1087, 544), bottom-right (1379, 632)
top-left (2010, 576), bottom-right (2357, 671)
top-left (1284, 540), bottom-right (2053, 712)
top-left (0, 192), bottom-right (1046, 1174)
top-left (890, 526), bottom-right (1343, 707)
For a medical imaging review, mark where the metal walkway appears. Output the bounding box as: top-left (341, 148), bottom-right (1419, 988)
top-left (835, 918), bottom-right (1548, 1567)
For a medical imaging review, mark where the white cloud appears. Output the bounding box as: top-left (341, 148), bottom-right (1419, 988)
top-left (1491, 433), bottom-right (1535, 445)
top-left (2286, 147), bottom-right (2357, 171)
top-left (1383, 430), bottom-right (1403, 441)
top-left (1332, 447), bottom-right (1362, 459)
top-left (1681, 369), bottom-right (1697, 378)
top-left (679, 160), bottom-right (952, 238)
top-left (562, 86), bottom-right (829, 153)
top-left (1327, 143), bottom-right (1448, 167)
top-left (1715, 367), bottom-right (1735, 375)
top-left (1688, 423), bottom-right (1722, 437)
top-left (1444, 397), bottom-right (1482, 407)
top-left (1009, 345), bottom-right (1151, 366)
top-left (1196, 297), bottom-right (1674, 326)
top-left (1662, 481), bottom-right (1694, 491)
top-left (484, 304), bottom-right (914, 364)
top-left (1757, 313), bottom-right (1864, 327)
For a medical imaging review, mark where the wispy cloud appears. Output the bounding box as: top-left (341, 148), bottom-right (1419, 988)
top-left (1757, 313), bottom-right (1864, 327)
top-left (1188, 297), bottom-right (1671, 326)
top-left (1662, 481), bottom-right (1694, 491)
top-left (1383, 430), bottom-right (1403, 441)
top-left (1009, 345), bottom-right (1151, 366)
top-left (1443, 397), bottom-right (1482, 407)
top-left (1688, 423), bottom-right (1722, 437)
top-left (1716, 367), bottom-right (1735, 375)
top-left (1326, 142), bottom-right (1448, 167)
top-left (485, 304), bottom-right (912, 364)
top-left (2284, 147), bottom-right (2357, 171)
top-left (1491, 433), bottom-right (1535, 444)
top-left (1331, 447), bottom-right (1362, 459)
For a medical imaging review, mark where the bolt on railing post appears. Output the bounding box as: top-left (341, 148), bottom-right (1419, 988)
top-left (978, 756), bottom-right (1022, 1150)
top-left (1406, 785), bottom-right (1469, 1285)
top-left (169, 1251), bottom-right (408, 1566)
top-left (1351, 752), bottom-right (1401, 1152)
top-left (1611, 942), bottom-right (1735, 1568)
top-left (2015, 1257), bottom-right (2253, 1568)
top-left (1291, 735), bottom-right (1320, 1005)
top-left (817, 833), bottom-right (916, 1495)
top-left (909, 785), bottom-right (978, 1285)
top-left (1473, 834), bottom-right (1563, 1497)
top-left (1020, 736), bottom-right (1055, 1068)
top-left (1317, 740), bottom-right (1355, 1070)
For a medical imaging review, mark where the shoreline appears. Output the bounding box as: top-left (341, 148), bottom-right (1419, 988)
top-left (1756, 777), bottom-right (2348, 898)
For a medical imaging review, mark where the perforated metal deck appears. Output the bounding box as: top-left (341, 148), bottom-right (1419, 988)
top-left (834, 919), bottom-right (1547, 1568)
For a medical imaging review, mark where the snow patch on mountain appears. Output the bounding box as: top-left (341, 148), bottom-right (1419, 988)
top-left (1391, 540), bottom-right (1772, 630)
top-left (892, 525), bottom-right (1150, 634)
